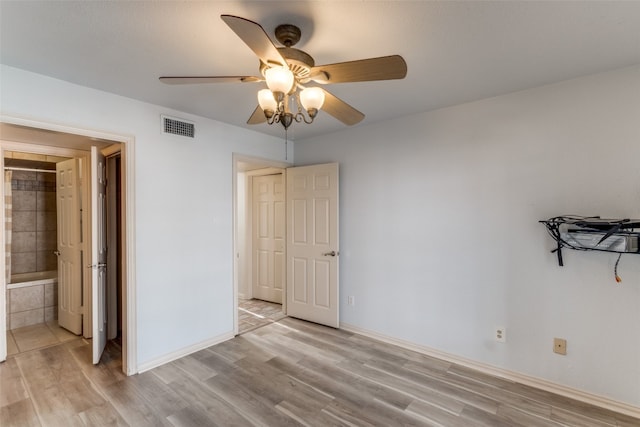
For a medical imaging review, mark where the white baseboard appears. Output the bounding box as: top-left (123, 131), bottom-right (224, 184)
top-left (340, 322), bottom-right (640, 419)
top-left (137, 331), bottom-right (235, 373)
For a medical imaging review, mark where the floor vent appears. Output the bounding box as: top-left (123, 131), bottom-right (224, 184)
top-left (162, 115), bottom-right (195, 138)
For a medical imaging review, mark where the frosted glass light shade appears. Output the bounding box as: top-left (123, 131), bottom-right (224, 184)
top-left (300, 87), bottom-right (325, 111)
top-left (257, 89), bottom-right (277, 112)
top-left (265, 66), bottom-right (294, 94)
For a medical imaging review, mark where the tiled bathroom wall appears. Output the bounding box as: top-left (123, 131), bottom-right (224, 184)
top-left (7, 281), bottom-right (58, 329)
top-left (11, 170), bottom-right (58, 274)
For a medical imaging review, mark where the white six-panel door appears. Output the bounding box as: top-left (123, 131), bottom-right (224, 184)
top-left (56, 158), bottom-right (83, 335)
top-left (286, 163), bottom-right (339, 328)
top-left (252, 174), bottom-right (285, 303)
top-left (91, 147), bottom-right (108, 364)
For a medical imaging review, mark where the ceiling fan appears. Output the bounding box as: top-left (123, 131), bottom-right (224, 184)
top-left (160, 15), bottom-right (407, 130)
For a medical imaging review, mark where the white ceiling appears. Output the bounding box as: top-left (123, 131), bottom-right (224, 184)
top-left (1, 1), bottom-right (639, 141)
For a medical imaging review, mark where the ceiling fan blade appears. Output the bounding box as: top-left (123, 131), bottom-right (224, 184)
top-left (311, 55), bottom-right (407, 84)
top-left (247, 105), bottom-right (267, 124)
top-left (321, 89), bottom-right (365, 125)
top-left (159, 76), bottom-right (262, 84)
top-left (221, 15), bottom-right (287, 67)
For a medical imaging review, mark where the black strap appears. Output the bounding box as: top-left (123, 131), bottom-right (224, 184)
top-left (551, 241), bottom-right (564, 267)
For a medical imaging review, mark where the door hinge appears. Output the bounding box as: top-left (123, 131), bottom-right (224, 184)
top-left (87, 263), bottom-right (107, 269)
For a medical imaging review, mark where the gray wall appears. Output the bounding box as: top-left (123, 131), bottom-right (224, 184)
top-left (11, 170), bottom-right (57, 275)
top-left (295, 65), bottom-right (640, 407)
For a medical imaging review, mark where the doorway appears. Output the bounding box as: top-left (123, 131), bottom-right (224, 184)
top-left (0, 120), bottom-right (135, 374)
top-left (234, 155), bottom-right (289, 335)
top-left (4, 151), bottom-right (80, 355)
top-left (233, 156), bottom-right (341, 333)
top-left (4, 149), bottom-right (124, 357)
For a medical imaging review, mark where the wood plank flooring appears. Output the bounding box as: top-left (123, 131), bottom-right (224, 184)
top-left (1, 317), bottom-right (638, 426)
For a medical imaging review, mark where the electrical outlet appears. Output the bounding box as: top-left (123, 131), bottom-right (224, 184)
top-left (347, 296), bottom-right (355, 306)
top-left (553, 338), bottom-right (567, 355)
top-left (496, 327), bottom-right (506, 343)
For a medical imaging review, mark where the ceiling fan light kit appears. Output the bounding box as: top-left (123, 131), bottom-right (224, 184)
top-left (264, 66), bottom-right (294, 94)
top-left (258, 69), bottom-right (327, 130)
top-left (159, 14), bottom-right (408, 132)
top-left (258, 65), bottom-right (324, 129)
top-left (299, 87), bottom-right (325, 114)
top-left (257, 89), bottom-right (278, 115)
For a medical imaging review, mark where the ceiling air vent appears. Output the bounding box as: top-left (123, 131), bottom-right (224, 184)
top-left (161, 115), bottom-right (195, 138)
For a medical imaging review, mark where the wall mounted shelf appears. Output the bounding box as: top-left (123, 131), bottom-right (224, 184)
top-left (540, 216), bottom-right (640, 266)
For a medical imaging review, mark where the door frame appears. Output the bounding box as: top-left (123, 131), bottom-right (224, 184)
top-left (0, 115), bottom-right (137, 375)
top-left (232, 154), bottom-right (290, 335)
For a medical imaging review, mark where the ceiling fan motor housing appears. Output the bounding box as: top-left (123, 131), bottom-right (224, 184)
top-left (260, 46), bottom-right (315, 83)
top-left (275, 24), bottom-right (301, 47)
top-left (259, 24), bottom-right (313, 84)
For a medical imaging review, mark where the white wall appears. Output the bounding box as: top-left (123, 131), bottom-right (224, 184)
top-left (295, 65), bottom-right (640, 407)
top-left (0, 65), bottom-right (289, 366)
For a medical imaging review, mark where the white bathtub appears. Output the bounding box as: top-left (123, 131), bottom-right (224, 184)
top-left (6, 270), bottom-right (58, 329)
top-left (8, 270), bottom-right (58, 289)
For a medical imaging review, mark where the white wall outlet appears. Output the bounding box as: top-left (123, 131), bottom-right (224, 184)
top-left (496, 327), bottom-right (506, 343)
top-left (347, 296), bottom-right (355, 306)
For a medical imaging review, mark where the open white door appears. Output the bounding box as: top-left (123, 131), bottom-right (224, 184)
top-left (91, 147), bottom-right (108, 364)
top-left (286, 163), bottom-right (339, 328)
top-left (252, 174), bottom-right (285, 303)
top-left (56, 158), bottom-right (83, 335)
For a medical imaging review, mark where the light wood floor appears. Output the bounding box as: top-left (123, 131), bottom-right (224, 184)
top-left (1, 317), bottom-right (638, 426)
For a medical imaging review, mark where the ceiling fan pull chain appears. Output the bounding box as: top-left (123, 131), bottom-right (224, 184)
top-left (285, 128), bottom-right (288, 161)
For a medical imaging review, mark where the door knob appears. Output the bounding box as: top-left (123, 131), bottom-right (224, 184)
top-left (322, 250), bottom-right (338, 257)
top-left (54, 250), bottom-right (61, 256)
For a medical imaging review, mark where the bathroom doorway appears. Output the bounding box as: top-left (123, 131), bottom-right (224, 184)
top-left (4, 151), bottom-right (80, 353)
top-left (0, 121), bottom-right (133, 373)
